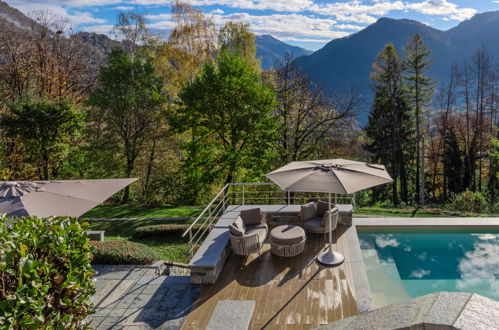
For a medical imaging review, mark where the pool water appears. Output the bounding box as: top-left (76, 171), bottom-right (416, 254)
top-left (357, 229), bottom-right (499, 308)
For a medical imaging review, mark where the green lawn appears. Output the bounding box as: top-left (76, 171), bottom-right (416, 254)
top-left (82, 205), bottom-right (201, 218)
top-left (355, 206), bottom-right (490, 217)
top-left (86, 219), bottom-right (194, 264)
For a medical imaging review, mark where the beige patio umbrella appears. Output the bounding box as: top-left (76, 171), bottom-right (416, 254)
top-left (266, 159), bottom-right (393, 266)
top-left (0, 178), bottom-right (137, 218)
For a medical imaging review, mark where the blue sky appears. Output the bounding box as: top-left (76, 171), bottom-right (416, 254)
top-left (5, 0), bottom-right (499, 50)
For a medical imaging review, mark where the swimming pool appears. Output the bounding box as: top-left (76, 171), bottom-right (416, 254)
top-left (357, 228), bottom-right (499, 309)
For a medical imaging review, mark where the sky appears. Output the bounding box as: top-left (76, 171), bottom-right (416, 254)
top-left (5, 0), bottom-right (499, 50)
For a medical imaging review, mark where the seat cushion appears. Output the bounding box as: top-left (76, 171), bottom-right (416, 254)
top-left (245, 223), bottom-right (268, 243)
top-left (270, 225), bottom-right (305, 245)
top-left (316, 200), bottom-right (329, 217)
top-left (229, 216), bottom-right (245, 236)
top-left (302, 217), bottom-right (325, 233)
top-left (300, 202), bottom-right (317, 222)
top-left (240, 208), bottom-right (262, 226)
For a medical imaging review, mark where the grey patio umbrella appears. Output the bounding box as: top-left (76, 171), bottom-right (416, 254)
top-left (0, 178), bottom-right (137, 218)
top-left (266, 159), bottom-right (393, 266)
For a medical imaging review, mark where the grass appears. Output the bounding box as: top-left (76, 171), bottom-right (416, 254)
top-left (90, 241), bottom-right (163, 265)
top-left (86, 219), bottom-right (195, 264)
top-left (82, 205), bottom-right (201, 218)
top-left (355, 206), bottom-right (493, 217)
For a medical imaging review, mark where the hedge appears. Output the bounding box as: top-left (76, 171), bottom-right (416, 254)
top-left (132, 224), bottom-right (201, 239)
top-left (0, 215), bottom-right (95, 328)
top-left (90, 240), bottom-right (162, 265)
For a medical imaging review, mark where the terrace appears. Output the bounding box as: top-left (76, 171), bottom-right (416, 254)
top-left (180, 183), bottom-right (369, 329)
top-left (179, 183), bottom-right (499, 329)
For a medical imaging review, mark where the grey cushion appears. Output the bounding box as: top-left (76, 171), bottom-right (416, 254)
top-left (270, 225), bottom-right (305, 245)
top-left (240, 208), bottom-right (262, 226)
top-left (245, 223), bottom-right (268, 243)
top-left (303, 216), bottom-right (336, 233)
top-left (302, 217), bottom-right (325, 233)
top-left (300, 202), bottom-right (317, 222)
top-left (316, 200), bottom-right (329, 217)
top-left (229, 216), bottom-right (245, 236)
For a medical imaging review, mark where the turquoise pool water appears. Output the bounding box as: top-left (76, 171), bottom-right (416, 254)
top-left (357, 228), bottom-right (499, 308)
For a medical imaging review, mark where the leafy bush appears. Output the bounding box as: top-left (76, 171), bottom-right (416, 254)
top-left (449, 190), bottom-right (488, 213)
top-left (0, 216), bottom-right (95, 328)
top-left (132, 224), bottom-right (200, 239)
top-left (90, 241), bottom-right (162, 265)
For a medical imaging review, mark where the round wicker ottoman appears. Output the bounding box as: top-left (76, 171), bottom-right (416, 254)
top-left (269, 225), bottom-right (306, 257)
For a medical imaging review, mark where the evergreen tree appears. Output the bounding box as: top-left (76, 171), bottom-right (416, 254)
top-left (404, 33), bottom-right (435, 206)
top-left (365, 43), bottom-right (414, 205)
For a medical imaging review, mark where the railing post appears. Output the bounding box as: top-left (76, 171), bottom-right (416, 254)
top-left (188, 230), bottom-right (193, 256)
top-left (335, 194), bottom-right (337, 204)
top-left (242, 184), bottom-right (245, 205)
top-left (287, 190), bottom-right (290, 205)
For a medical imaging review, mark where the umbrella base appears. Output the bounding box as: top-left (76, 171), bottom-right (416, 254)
top-left (317, 249), bottom-right (345, 266)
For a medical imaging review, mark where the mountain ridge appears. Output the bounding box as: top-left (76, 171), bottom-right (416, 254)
top-left (295, 10), bottom-right (499, 123)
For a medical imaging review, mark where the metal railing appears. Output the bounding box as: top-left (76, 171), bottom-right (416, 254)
top-left (182, 182), bottom-right (355, 256)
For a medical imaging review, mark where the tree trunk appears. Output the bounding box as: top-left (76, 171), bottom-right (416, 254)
top-left (143, 138), bottom-right (156, 202)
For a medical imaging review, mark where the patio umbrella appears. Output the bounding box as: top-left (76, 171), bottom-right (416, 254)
top-left (0, 178), bottom-right (137, 218)
top-left (266, 159), bottom-right (393, 266)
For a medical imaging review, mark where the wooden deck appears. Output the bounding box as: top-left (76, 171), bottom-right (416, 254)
top-left (182, 225), bottom-right (358, 329)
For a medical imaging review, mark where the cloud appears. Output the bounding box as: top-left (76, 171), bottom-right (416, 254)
top-left (112, 6), bottom-right (136, 11)
top-left (406, 0), bottom-right (477, 21)
top-left (147, 11), bottom-right (349, 41)
top-left (6, 1), bottom-right (107, 25)
top-left (335, 23), bottom-right (364, 30)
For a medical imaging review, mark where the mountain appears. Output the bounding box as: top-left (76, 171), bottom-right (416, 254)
top-left (295, 11), bottom-right (499, 122)
top-left (256, 35), bottom-right (312, 69)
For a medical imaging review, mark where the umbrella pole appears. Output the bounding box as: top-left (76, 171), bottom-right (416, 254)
top-left (328, 192), bottom-right (333, 253)
top-left (317, 192), bottom-right (345, 266)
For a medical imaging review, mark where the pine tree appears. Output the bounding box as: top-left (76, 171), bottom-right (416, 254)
top-left (403, 33), bottom-right (435, 206)
top-left (366, 43), bottom-right (414, 206)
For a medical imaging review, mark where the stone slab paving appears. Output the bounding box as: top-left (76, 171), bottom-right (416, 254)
top-left (88, 264), bottom-right (201, 329)
top-left (206, 300), bottom-right (255, 330)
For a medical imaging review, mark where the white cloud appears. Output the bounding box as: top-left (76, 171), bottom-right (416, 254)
top-left (406, 0), bottom-right (477, 21)
top-left (6, 0), bottom-right (122, 7)
top-left (112, 6), bottom-right (136, 11)
top-left (335, 23), bottom-right (364, 30)
top-left (12, 3), bottom-right (106, 24)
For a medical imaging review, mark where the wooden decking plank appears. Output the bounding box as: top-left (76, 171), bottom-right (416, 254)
top-left (182, 229), bottom-right (358, 329)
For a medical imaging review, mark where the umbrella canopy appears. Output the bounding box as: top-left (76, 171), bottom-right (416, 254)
top-left (265, 159), bottom-right (393, 194)
top-left (266, 159), bottom-right (393, 266)
top-left (0, 178), bottom-right (137, 218)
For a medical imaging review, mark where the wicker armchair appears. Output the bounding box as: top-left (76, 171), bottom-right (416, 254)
top-left (228, 208), bottom-right (268, 257)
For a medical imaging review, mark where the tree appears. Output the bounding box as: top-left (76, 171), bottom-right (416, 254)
top-left (88, 47), bottom-right (165, 203)
top-left (272, 53), bottom-right (355, 163)
top-left (365, 43), bottom-right (414, 205)
top-left (155, 0), bottom-right (217, 99)
top-left (404, 33), bottom-right (434, 206)
top-left (0, 100), bottom-right (83, 180)
top-left (172, 51), bottom-right (276, 203)
top-left (218, 21), bottom-right (258, 68)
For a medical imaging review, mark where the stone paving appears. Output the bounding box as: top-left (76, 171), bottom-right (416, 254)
top-left (88, 264), bottom-right (200, 329)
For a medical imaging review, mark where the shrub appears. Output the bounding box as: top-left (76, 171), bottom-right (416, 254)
top-left (90, 241), bottom-right (162, 265)
top-left (0, 215), bottom-right (95, 328)
top-left (132, 224), bottom-right (200, 239)
top-left (449, 190), bottom-right (488, 213)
